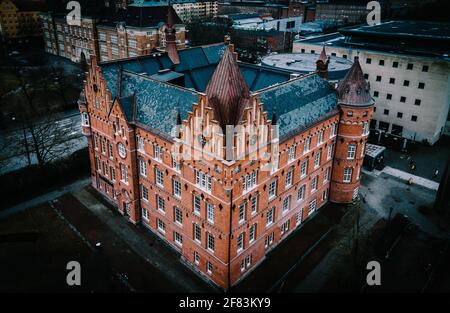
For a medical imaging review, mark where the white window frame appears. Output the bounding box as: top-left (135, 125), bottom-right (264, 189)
top-left (311, 176), bottom-right (318, 192)
top-left (347, 144), bottom-right (356, 160)
top-left (314, 149), bottom-right (321, 168)
top-left (173, 178), bottom-right (181, 198)
top-left (237, 232), bottom-right (245, 253)
top-left (206, 202), bottom-right (214, 224)
top-left (193, 195), bottom-right (201, 216)
top-left (285, 169), bottom-right (293, 188)
top-left (207, 233), bottom-right (215, 253)
top-left (157, 195), bottom-right (165, 213)
top-left (155, 167), bottom-right (164, 187)
top-left (268, 180), bottom-right (277, 199)
top-left (266, 207), bottom-right (275, 227)
top-left (300, 159), bottom-right (308, 178)
top-left (249, 224), bottom-right (256, 243)
top-left (303, 137), bottom-right (311, 153)
top-left (174, 206), bottom-right (183, 226)
top-left (343, 168), bottom-right (353, 183)
top-left (288, 145), bottom-right (296, 163)
top-left (238, 203), bottom-right (246, 224)
top-left (139, 159), bottom-right (147, 177)
top-left (141, 185), bottom-right (149, 201)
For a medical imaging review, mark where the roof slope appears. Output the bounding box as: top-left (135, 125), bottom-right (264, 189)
top-left (337, 56), bottom-right (374, 107)
top-left (259, 74), bottom-right (338, 139)
top-left (119, 71), bottom-right (198, 136)
top-left (206, 47), bottom-right (250, 128)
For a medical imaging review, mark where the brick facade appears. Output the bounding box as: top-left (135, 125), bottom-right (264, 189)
top-left (78, 47), bottom-right (374, 290)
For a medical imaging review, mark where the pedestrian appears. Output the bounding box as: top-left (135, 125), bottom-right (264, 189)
top-left (434, 169), bottom-right (439, 178)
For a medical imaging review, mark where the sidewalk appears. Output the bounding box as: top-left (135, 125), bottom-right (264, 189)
top-left (364, 166), bottom-right (439, 191)
top-left (0, 177), bottom-right (90, 220)
top-left (65, 187), bottom-right (215, 292)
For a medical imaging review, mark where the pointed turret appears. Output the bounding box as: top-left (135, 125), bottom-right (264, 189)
top-left (316, 46), bottom-right (330, 80)
top-left (336, 56), bottom-right (374, 106)
top-left (205, 46), bottom-right (250, 131)
top-left (165, 4), bottom-right (180, 64)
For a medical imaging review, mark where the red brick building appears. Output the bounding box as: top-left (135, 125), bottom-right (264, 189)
top-left (79, 40), bottom-right (373, 289)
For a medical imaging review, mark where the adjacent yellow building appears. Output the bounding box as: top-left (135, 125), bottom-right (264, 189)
top-left (0, 0), bottom-right (45, 38)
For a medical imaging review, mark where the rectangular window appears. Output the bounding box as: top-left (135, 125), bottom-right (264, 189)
top-left (207, 233), bottom-right (215, 252)
top-left (311, 176), bottom-right (318, 192)
top-left (120, 163), bottom-right (128, 183)
top-left (268, 180), bottom-right (277, 199)
top-left (392, 61), bottom-right (398, 68)
top-left (173, 159), bottom-right (181, 172)
top-left (282, 196), bottom-right (291, 212)
top-left (422, 65), bottom-right (429, 72)
top-left (243, 172), bottom-right (257, 192)
top-left (303, 137), bottom-right (311, 153)
top-left (139, 159), bottom-right (147, 176)
top-left (173, 179), bottom-right (181, 198)
top-left (318, 130), bottom-right (324, 144)
top-left (251, 196), bottom-right (258, 215)
top-left (174, 232), bottom-right (183, 246)
top-left (157, 195), bottom-right (165, 213)
top-left (297, 184), bottom-right (306, 201)
top-left (314, 149), bottom-right (321, 168)
top-left (324, 167), bottom-right (330, 182)
top-left (194, 223), bottom-right (201, 243)
top-left (194, 251), bottom-right (200, 265)
top-left (110, 166), bottom-right (116, 181)
top-left (108, 142), bottom-right (113, 159)
top-left (194, 169), bottom-right (212, 192)
top-left (206, 261), bottom-right (213, 274)
top-left (266, 207), bottom-right (275, 226)
top-left (154, 145), bottom-right (162, 161)
top-left (157, 219), bottom-right (166, 234)
top-left (142, 208), bottom-right (149, 220)
top-left (238, 203), bottom-right (246, 224)
top-left (407, 63), bottom-right (413, 70)
top-left (281, 220), bottom-right (290, 236)
top-left (330, 123), bottom-right (337, 137)
top-left (207, 202), bottom-right (214, 224)
top-left (237, 232), bottom-right (245, 252)
top-left (379, 59), bottom-right (384, 66)
top-left (418, 82), bottom-right (425, 89)
top-left (308, 199), bottom-right (317, 215)
top-left (343, 168), bottom-right (353, 183)
top-left (141, 185), bottom-right (149, 201)
top-left (327, 144), bottom-right (333, 160)
top-left (414, 99), bottom-right (421, 106)
top-left (138, 137), bottom-right (145, 152)
top-left (249, 224), bottom-right (256, 242)
top-left (174, 206), bottom-right (183, 225)
top-left (403, 80), bottom-right (410, 87)
top-left (347, 144), bottom-right (356, 159)
top-left (296, 210), bottom-right (303, 225)
top-left (397, 112), bottom-right (403, 118)
top-left (288, 145), bottom-right (296, 162)
top-left (81, 112), bottom-right (89, 126)
top-left (193, 195), bottom-right (201, 215)
top-left (155, 167), bottom-right (164, 187)
top-left (411, 115), bottom-right (418, 122)
top-left (389, 77), bottom-right (395, 84)
top-left (265, 232), bottom-right (274, 249)
top-left (400, 96), bottom-right (406, 103)
top-left (285, 169), bottom-right (293, 187)
top-left (366, 58), bottom-right (371, 64)
top-left (300, 159), bottom-right (308, 177)
top-left (376, 75), bottom-right (381, 82)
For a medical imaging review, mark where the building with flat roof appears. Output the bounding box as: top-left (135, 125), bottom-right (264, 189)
top-left (0, 0), bottom-right (45, 39)
top-left (261, 50), bottom-right (353, 81)
top-left (293, 20), bottom-right (450, 145)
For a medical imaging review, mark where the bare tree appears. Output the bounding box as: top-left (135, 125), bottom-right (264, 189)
top-left (11, 67), bottom-right (77, 167)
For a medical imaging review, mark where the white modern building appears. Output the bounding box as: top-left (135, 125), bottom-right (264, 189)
top-left (293, 21), bottom-right (450, 145)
